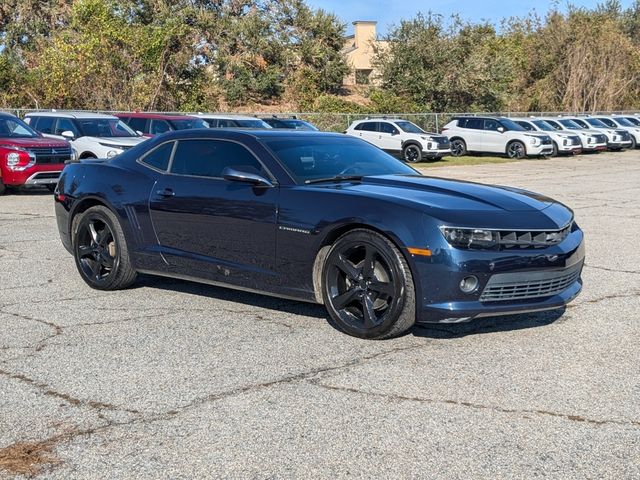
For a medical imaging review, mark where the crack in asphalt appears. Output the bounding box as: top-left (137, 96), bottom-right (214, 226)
top-left (584, 263), bottom-right (640, 275)
top-left (0, 368), bottom-right (141, 415)
top-left (308, 381), bottom-right (640, 429)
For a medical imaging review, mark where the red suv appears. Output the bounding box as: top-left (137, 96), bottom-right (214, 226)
top-left (116, 112), bottom-right (209, 137)
top-left (0, 112), bottom-right (74, 194)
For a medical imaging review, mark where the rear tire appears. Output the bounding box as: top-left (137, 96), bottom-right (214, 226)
top-left (321, 229), bottom-right (415, 340)
top-left (450, 139), bottom-right (467, 157)
top-left (72, 205), bottom-right (137, 290)
top-left (506, 141), bottom-right (526, 159)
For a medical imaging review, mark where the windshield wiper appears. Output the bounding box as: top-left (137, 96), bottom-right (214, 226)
top-left (305, 175), bottom-right (363, 185)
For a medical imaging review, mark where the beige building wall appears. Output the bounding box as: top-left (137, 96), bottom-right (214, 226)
top-left (343, 21), bottom-right (388, 86)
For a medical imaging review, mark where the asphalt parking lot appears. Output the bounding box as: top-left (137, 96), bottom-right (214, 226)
top-left (1, 152), bottom-right (639, 479)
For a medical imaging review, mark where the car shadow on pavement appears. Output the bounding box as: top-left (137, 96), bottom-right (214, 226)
top-left (136, 275), bottom-right (567, 338)
top-left (135, 274), bottom-right (329, 319)
top-left (411, 308), bottom-right (566, 339)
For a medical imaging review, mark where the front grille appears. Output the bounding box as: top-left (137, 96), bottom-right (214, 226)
top-left (480, 262), bottom-right (582, 302)
top-left (436, 138), bottom-right (450, 149)
top-left (617, 130), bottom-right (631, 141)
top-left (594, 134), bottom-right (607, 143)
top-left (28, 146), bottom-right (73, 165)
top-left (496, 224), bottom-right (572, 249)
top-left (540, 136), bottom-right (552, 145)
top-left (569, 135), bottom-right (581, 145)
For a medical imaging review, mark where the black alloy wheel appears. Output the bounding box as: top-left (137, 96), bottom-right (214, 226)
top-left (322, 229), bottom-right (415, 339)
top-left (403, 144), bottom-right (422, 163)
top-left (507, 141), bottom-right (526, 159)
top-left (450, 139), bottom-right (467, 157)
top-left (73, 206), bottom-right (137, 290)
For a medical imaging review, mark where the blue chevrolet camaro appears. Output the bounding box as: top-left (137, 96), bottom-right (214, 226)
top-left (54, 129), bottom-right (584, 339)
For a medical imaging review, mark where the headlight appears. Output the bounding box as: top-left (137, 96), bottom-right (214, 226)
top-left (6, 152), bottom-right (21, 168)
top-left (440, 227), bottom-right (499, 249)
top-left (106, 149), bottom-right (118, 158)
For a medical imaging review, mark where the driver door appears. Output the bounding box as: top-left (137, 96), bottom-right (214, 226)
top-left (148, 138), bottom-right (279, 289)
top-left (482, 119), bottom-right (504, 153)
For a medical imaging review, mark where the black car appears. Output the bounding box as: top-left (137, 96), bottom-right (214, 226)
top-left (261, 117), bottom-right (319, 131)
top-left (54, 130), bottom-right (584, 339)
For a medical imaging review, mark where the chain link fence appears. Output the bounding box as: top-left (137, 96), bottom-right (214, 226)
top-left (4, 108), bottom-right (640, 133)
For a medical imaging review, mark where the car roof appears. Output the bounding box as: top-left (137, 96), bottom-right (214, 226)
top-left (0, 111), bottom-right (18, 119)
top-left (145, 129), bottom-right (346, 143)
top-left (194, 113), bottom-right (262, 120)
top-left (25, 111), bottom-right (118, 120)
top-left (116, 112), bottom-right (199, 120)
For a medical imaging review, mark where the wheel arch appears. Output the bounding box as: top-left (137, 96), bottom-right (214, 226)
top-left (311, 222), bottom-right (416, 304)
top-left (79, 151), bottom-right (97, 159)
top-left (506, 138), bottom-right (527, 156)
top-left (401, 139), bottom-right (422, 150)
top-left (68, 196), bottom-right (119, 243)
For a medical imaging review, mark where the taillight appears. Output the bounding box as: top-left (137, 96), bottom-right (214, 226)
top-left (2, 147), bottom-right (36, 171)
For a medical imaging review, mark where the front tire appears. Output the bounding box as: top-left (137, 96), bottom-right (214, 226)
top-left (72, 206), bottom-right (137, 290)
top-left (507, 141), bottom-right (526, 159)
top-left (403, 144), bottom-right (422, 163)
top-left (321, 229), bottom-right (415, 339)
top-left (630, 136), bottom-right (638, 149)
top-left (552, 141), bottom-right (559, 157)
top-left (0, 178), bottom-right (5, 196)
top-left (450, 139), bottom-right (467, 157)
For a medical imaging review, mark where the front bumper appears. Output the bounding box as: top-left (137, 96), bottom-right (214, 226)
top-left (1, 164), bottom-right (65, 186)
top-left (414, 228), bottom-right (585, 323)
top-left (528, 144), bottom-right (554, 156)
top-left (423, 148), bottom-right (451, 159)
top-left (607, 140), bottom-right (632, 150)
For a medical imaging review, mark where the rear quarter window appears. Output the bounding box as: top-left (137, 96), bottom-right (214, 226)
top-left (140, 141), bottom-right (175, 172)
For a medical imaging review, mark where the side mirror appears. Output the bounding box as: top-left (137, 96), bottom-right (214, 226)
top-left (222, 167), bottom-right (274, 188)
top-left (497, 127), bottom-right (505, 133)
top-left (391, 130), bottom-right (399, 136)
top-left (61, 130), bottom-right (76, 140)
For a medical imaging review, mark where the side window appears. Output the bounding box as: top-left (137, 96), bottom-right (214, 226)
top-left (56, 118), bottom-right (79, 136)
top-left (140, 141), bottom-right (174, 171)
top-left (127, 117), bottom-right (148, 133)
top-left (150, 119), bottom-right (171, 135)
top-left (354, 123), bottom-right (365, 131)
top-left (462, 118), bottom-right (483, 130)
top-left (379, 122), bottom-right (398, 135)
top-left (35, 117), bottom-right (56, 134)
top-left (484, 119), bottom-right (500, 131)
top-left (218, 119), bottom-right (234, 128)
top-left (359, 122), bottom-right (377, 132)
top-left (206, 119), bottom-right (219, 128)
top-left (516, 121), bottom-right (534, 131)
top-left (600, 118), bottom-right (616, 128)
top-left (170, 139), bottom-right (267, 178)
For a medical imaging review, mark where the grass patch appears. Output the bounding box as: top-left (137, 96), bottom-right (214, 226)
top-left (415, 155), bottom-right (515, 169)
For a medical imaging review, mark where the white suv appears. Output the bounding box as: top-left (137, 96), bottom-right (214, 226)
top-left (345, 118), bottom-right (450, 162)
top-left (24, 111), bottom-right (146, 159)
top-left (591, 116), bottom-right (640, 149)
top-left (441, 116), bottom-right (553, 158)
top-left (538, 118), bottom-right (608, 152)
top-left (512, 118), bottom-right (582, 156)
top-left (565, 117), bottom-right (632, 151)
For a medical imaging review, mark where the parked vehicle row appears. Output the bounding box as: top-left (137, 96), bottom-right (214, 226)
top-left (442, 115), bottom-right (639, 159)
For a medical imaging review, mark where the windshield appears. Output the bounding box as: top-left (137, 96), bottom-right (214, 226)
top-left (610, 117), bottom-right (634, 127)
top-left (394, 121), bottom-right (425, 134)
top-left (235, 119), bottom-right (271, 128)
top-left (543, 119), bottom-right (562, 130)
top-left (77, 118), bottom-right (137, 137)
top-left (169, 118), bottom-right (210, 130)
top-left (624, 116), bottom-right (640, 126)
top-left (585, 118), bottom-right (608, 128)
top-left (559, 119), bottom-right (583, 130)
top-left (0, 117), bottom-right (39, 138)
top-left (262, 136), bottom-right (417, 184)
top-left (531, 120), bottom-right (555, 132)
top-left (569, 118), bottom-right (590, 129)
top-left (500, 118), bottom-right (527, 131)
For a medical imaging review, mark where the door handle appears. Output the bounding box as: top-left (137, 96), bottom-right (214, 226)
top-left (156, 188), bottom-right (175, 197)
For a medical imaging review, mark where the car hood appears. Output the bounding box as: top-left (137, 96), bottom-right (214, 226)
top-left (86, 137), bottom-right (146, 147)
top-left (0, 137), bottom-right (69, 149)
top-left (316, 175), bottom-right (573, 230)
